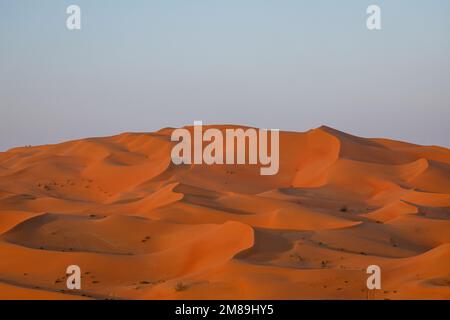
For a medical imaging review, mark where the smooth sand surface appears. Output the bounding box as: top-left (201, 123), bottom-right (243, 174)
top-left (0, 125), bottom-right (449, 299)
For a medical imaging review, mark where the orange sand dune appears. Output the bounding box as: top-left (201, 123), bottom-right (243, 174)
top-left (0, 125), bottom-right (450, 300)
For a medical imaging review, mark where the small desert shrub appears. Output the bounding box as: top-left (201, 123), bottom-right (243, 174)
top-left (175, 281), bottom-right (188, 292)
top-left (321, 260), bottom-right (330, 268)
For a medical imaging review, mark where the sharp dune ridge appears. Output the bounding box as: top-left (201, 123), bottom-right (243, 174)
top-left (0, 125), bottom-right (450, 300)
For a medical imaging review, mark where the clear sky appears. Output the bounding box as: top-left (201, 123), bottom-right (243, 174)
top-left (1, 0), bottom-right (449, 150)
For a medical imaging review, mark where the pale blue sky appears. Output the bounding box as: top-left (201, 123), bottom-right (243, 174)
top-left (1, 0), bottom-right (449, 150)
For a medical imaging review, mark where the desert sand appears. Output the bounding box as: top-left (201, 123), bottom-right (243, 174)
top-left (0, 125), bottom-right (449, 300)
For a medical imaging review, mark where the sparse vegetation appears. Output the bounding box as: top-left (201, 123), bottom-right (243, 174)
top-left (321, 260), bottom-right (330, 268)
top-left (390, 237), bottom-right (398, 247)
top-left (175, 281), bottom-right (188, 292)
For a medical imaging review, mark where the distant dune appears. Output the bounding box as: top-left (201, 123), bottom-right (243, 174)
top-left (0, 125), bottom-right (450, 300)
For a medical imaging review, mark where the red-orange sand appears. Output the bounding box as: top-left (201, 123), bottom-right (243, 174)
top-left (0, 125), bottom-right (449, 300)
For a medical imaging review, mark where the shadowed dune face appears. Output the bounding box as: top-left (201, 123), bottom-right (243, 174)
top-left (0, 126), bottom-right (450, 300)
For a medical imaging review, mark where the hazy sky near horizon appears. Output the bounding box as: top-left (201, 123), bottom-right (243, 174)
top-left (1, 0), bottom-right (450, 150)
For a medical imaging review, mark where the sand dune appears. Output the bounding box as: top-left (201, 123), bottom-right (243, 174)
top-left (0, 125), bottom-right (449, 299)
